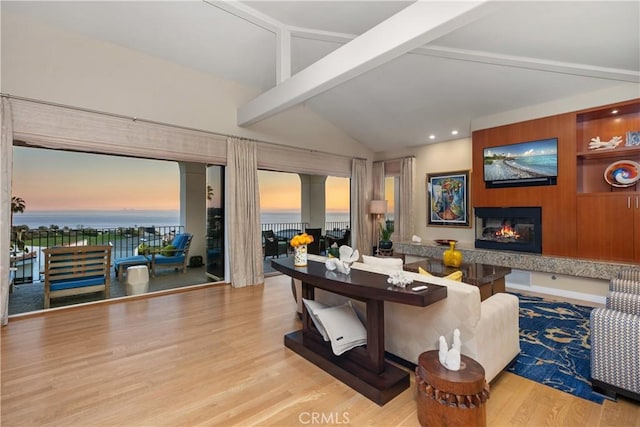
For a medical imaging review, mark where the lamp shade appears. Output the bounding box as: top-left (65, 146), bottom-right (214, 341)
top-left (369, 200), bottom-right (387, 215)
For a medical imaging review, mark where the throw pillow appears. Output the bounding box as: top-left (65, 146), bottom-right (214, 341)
top-left (445, 271), bottom-right (463, 281)
top-left (302, 298), bottom-right (330, 341)
top-left (314, 301), bottom-right (367, 355)
top-left (160, 244), bottom-right (176, 256)
top-left (418, 266), bottom-right (432, 276)
top-left (418, 266), bottom-right (462, 281)
top-left (361, 254), bottom-right (403, 271)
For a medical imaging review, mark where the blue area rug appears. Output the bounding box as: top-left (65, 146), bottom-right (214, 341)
top-left (509, 293), bottom-right (604, 404)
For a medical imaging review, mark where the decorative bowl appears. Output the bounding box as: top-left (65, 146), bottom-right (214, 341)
top-left (604, 160), bottom-right (640, 188)
top-left (434, 239), bottom-right (458, 246)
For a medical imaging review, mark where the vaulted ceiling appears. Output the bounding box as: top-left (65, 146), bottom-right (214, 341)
top-left (3, 1), bottom-right (639, 152)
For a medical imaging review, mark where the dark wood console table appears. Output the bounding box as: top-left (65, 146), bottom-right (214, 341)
top-left (403, 258), bottom-right (511, 301)
top-left (272, 257), bottom-right (447, 405)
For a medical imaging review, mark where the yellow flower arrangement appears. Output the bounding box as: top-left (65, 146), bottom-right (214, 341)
top-left (290, 232), bottom-right (314, 247)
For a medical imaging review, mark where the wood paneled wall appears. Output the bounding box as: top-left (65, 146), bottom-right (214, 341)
top-left (472, 113), bottom-right (577, 257)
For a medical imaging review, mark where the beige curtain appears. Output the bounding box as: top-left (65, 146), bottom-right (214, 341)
top-left (227, 138), bottom-right (263, 287)
top-left (351, 158), bottom-right (371, 256)
top-left (396, 157), bottom-right (415, 243)
top-left (1, 98), bottom-right (14, 326)
top-left (372, 161), bottom-right (385, 201)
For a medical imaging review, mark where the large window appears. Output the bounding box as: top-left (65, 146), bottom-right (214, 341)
top-left (257, 170), bottom-right (350, 270)
top-left (12, 146), bottom-right (180, 215)
top-left (326, 176), bottom-right (350, 230)
top-left (385, 176), bottom-right (396, 221)
top-left (258, 170), bottom-right (302, 225)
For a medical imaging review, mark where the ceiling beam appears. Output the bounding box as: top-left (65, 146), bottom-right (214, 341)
top-left (204, 0), bottom-right (292, 85)
top-left (276, 29), bottom-right (292, 84)
top-left (238, 0), bottom-right (500, 127)
top-left (288, 26), bottom-right (640, 84)
top-left (413, 45), bottom-right (640, 83)
top-left (202, 0), bottom-right (281, 33)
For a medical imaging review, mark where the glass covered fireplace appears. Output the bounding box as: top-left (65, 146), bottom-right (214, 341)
top-left (474, 207), bottom-right (542, 253)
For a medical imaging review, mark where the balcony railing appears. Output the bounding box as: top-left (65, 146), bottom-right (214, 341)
top-left (10, 225), bottom-right (184, 285)
top-left (11, 221), bottom-right (351, 285)
top-left (260, 221), bottom-right (350, 241)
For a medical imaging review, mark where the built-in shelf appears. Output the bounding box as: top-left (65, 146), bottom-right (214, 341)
top-left (575, 100), bottom-right (640, 262)
top-left (576, 99), bottom-right (640, 195)
top-left (576, 145), bottom-right (640, 160)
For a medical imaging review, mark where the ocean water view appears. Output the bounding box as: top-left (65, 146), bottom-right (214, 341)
top-left (507, 154), bottom-right (557, 176)
top-left (12, 210), bottom-right (350, 229)
top-left (485, 153), bottom-right (557, 181)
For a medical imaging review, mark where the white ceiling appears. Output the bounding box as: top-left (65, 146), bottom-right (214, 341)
top-left (3, 1), bottom-right (639, 152)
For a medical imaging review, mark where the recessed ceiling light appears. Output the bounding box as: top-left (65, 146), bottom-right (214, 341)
top-left (612, 109), bottom-right (618, 114)
top-left (429, 134), bottom-right (435, 140)
top-left (451, 130), bottom-right (458, 135)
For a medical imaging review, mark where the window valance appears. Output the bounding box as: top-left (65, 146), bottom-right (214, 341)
top-left (9, 97), bottom-right (353, 177)
top-left (10, 98), bottom-right (227, 164)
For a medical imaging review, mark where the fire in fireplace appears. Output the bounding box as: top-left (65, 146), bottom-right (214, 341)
top-left (474, 207), bottom-right (542, 253)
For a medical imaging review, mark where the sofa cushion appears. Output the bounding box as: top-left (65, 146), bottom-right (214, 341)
top-left (172, 234), bottom-right (189, 250)
top-left (361, 255), bottom-right (403, 271)
top-left (113, 255), bottom-right (149, 269)
top-left (314, 301), bottom-right (367, 355)
top-left (49, 276), bottom-right (106, 291)
top-left (154, 255), bottom-right (185, 264)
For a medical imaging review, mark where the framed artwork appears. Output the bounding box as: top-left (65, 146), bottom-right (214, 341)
top-left (427, 170), bottom-right (470, 227)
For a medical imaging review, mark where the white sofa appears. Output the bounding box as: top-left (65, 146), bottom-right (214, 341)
top-left (302, 255), bottom-right (520, 383)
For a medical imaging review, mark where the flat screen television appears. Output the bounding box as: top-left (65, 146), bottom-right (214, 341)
top-left (483, 137), bottom-right (558, 188)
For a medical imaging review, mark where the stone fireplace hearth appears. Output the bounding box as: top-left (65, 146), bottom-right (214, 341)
top-left (395, 241), bottom-right (638, 282)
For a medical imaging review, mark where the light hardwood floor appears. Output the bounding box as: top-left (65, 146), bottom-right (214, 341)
top-left (2, 275), bottom-right (639, 426)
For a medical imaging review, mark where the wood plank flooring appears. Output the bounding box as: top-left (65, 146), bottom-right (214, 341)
top-left (2, 275), bottom-right (639, 426)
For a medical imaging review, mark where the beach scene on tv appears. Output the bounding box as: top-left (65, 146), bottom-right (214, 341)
top-left (483, 138), bottom-right (558, 181)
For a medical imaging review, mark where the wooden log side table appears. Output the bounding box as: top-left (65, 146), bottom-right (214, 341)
top-left (415, 350), bottom-right (490, 427)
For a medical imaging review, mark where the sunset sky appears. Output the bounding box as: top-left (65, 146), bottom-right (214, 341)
top-left (12, 147), bottom-right (350, 212)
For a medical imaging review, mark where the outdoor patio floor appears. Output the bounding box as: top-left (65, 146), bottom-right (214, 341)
top-left (9, 256), bottom-right (287, 315)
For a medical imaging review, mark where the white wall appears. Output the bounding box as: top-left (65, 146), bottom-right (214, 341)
top-left (375, 138), bottom-right (475, 245)
top-left (179, 163), bottom-right (207, 261)
top-left (0, 11), bottom-right (372, 160)
top-left (472, 83), bottom-right (639, 132)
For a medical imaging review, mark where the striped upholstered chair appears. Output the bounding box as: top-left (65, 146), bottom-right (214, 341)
top-left (590, 272), bottom-right (640, 402)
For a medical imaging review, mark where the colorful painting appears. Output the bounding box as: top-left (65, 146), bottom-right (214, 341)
top-left (427, 170), bottom-right (470, 227)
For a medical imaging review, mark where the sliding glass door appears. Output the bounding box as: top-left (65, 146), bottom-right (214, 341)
top-left (206, 165), bottom-right (224, 280)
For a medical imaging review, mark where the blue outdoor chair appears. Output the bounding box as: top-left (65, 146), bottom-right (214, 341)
top-left (114, 233), bottom-right (193, 278)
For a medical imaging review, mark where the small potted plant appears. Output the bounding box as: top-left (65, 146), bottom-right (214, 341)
top-left (10, 196), bottom-right (27, 256)
top-left (379, 221), bottom-right (394, 250)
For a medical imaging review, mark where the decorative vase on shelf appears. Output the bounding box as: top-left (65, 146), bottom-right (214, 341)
top-left (294, 244), bottom-right (308, 267)
top-left (443, 241), bottom-right (462, 268)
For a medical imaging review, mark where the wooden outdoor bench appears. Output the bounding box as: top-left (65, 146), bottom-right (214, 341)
top-left (43, 245), bottom-right (112, 309)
